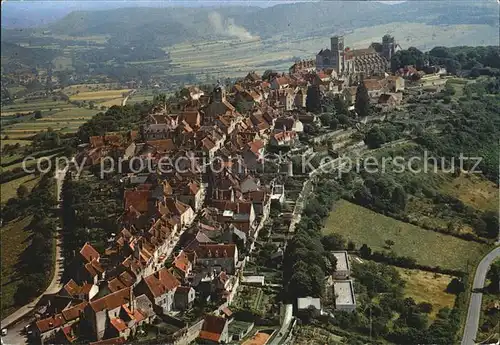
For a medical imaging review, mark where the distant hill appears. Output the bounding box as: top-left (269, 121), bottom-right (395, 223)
top-left (40, 1), bottom-right (498, 44)
top-left (1, 42), bottom-right (59, 72)
top-left (1, 0), bottom-right (497, 76)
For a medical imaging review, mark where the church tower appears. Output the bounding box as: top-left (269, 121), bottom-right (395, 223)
top-left (330, 36), bottom-right (345, 75)
top-left (212, 80), bottom-right (226, 103)
top-left (382, 35), bottom-right (396, 61)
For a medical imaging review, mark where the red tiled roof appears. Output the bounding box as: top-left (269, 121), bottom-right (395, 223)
top-left (146, 139), bottom-right (176, 153)
top-left (80, 242), bottom-right (99, 263)
top-left (143, 268), bottom-right (180, 298)
top-left (247, 140), bottom-right (264, 154)
top-left (174, 251), bottom-right (191, 273)
top-left (90, 287), bottom-right (131, 313)
top-left (195, 243), bottom-right (236, 259)
top-left (180, 111), bottom-right (200, 127)
top-left (175, 286), bottom-right (192, 295)
top-left (62, 279), bottom-right (81, 297)
top-left (81, 283), bottom-right (94, 295)
top-left (199, 315), bottom-right (227, 343)
top-left (201, 137), bottom-right (216, 150)
top-left (273, 131), bottom-right (297, 141)
top-left (110, 318), bottom-right (128, 332)
top-left (124, 189), bottom-right (151, 213)
top-left (36, 314), bottom-right (65, 333)
top-left (62, 301), bottom-right (87, 321)
top-left (212, 200), bottom-right (252, 214)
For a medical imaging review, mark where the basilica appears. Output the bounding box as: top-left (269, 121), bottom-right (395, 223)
top-left (316, 35), bottom-right (400, 81)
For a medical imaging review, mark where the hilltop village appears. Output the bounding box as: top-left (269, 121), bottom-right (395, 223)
top-left (22, 34), bottom-right (488, 345)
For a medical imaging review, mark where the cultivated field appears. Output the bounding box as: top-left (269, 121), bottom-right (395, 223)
top-left (69, 89), bottom-right (131, 101)
top-left (127, 89), bottom-right (157, 104)
top-left (1, 100), bottom-right (74, 116)
top-left (0, 215), bottom-right (34, 318)
top-left (59, 83), bottom-right (122, 96)
top-left (323, 200), bottom-right (489, 271)
top-left (2, 108), bottom-right (97, 138)
top-left (398, 267), bottom-right (456, 320)
top-left (1, 139), bottom-right (32, 148)
top-left (0, 175), bottom-right (40, 205)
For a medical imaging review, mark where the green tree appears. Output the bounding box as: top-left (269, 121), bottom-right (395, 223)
top-left (359, 244), bottom-right (372, 258)
top-left (306, 85), bottom-right (321, 113)
top-left (355, 81), bottom-right (370, 117)
top-left (333, 94), bottom-right (349, 115)
top-left (486, 260), bottom-right (500, 293)
top-left (365, 127), bottom-right (387, 149)
top-left (446, 278), bottom-right (465, 294)
top-left (16, 184), bottom-right (29, 199)
top-left (322, 233), bottom-right (346, 251)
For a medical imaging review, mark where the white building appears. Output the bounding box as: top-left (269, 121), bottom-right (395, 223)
top-left (332, 251), bottom-right (350, 279)
top-left (333, 280), bottom-right (356, 312)
top-left (297, 296), bottom-right (321, 312)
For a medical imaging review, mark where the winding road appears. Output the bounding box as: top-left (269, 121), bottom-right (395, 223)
top-left (461, 246), bottom-right (500, 345)
top-left (1, 167), bottom-right (68, 344)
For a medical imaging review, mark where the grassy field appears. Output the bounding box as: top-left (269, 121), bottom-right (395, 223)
top-left (98, 98), bottom-right (123, 107)
top-left (69, 89), bottom-right (131, 101)
top-left (0, 175), bottom-right (40, 205)
top-left (1, 139), bottom-right (32, 148)
top-left (59, 83), bottom-right (121, 96)
top-left (0, 215), bottom-right (34, 318)
top-left (398, 267), bottom-right (456, 320)
top-left (447, 78), bottom-right (469, 98)
top-left (441, 174), bottom-right (499, 212)
top-left (0, 153), bottom-right (23, 166)
top-left (323, 200), bottom-right (489, 271)
top-left (1, 100), bottom-right (75, 116)
top-left (128, 89), bottom-right (157, 104)
top-left (2, 108), bottom-right (97, 137)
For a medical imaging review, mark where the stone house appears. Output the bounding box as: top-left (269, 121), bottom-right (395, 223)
top-left (198, 314), bottom-right (230, 344)
top-left (176, 181), bottom-right (205, 212)
top-left (194, 244), bottom-right (238, 274)
top-left (386, 76), bottom-right (405, 92)
top-left (72, 242), bottom-right (105, 285)
top-left (34, 314), bottom-right (66, 344)
top-left (274, 117), bottom-right (304, 133)
top-left (84, 287), bottom-right (133, 341)
top-left (174, 286), bottom-right (196, 310)
top-left (212, 200), bottom-right (256, 233)
top-left (134, 268), bottom-right (180, 315)
top-left (269, 131), bottom-right (298, 148)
